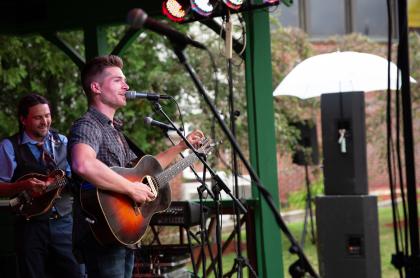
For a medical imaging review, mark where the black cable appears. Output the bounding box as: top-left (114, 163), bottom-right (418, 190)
top-left (204, 16), bottom-right (250, 184)
top-left (386, 1), bottom-right (404, 276)
top-left (395, 1), bottom-right (420, 275)
top-left (396, 38), bottom-right (410, 263)
top-left (224, 10), bottom-right (254, 278)
top-left (230, 14), bottom-right (246, 67)
top-left (203, 35), bottom-right (234, 264)
top-left (205, 42), bottom-right (220, 162)
top-left (166, 96), bottom-right (186, 136)
top-left (395, 34), bottom-right (410, 264)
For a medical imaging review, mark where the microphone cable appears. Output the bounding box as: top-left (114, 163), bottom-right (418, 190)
top-left (386, 0), bottom-right (408, 276)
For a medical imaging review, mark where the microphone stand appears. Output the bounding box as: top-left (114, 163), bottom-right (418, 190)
top-left (174, 145), bottom-right (218, 278)
top-left (300, 163), bottom-right (316, 247)
top-left (223, 11), bottom-right (257, 278)
top-left (153, 115), bottom-right (215, 278)
top-left (169, 42), bottom-right (319, 278)
top-left (153, 114), bottom-right (215, 202)
top-left (151, 100), bottom-right (247, 278)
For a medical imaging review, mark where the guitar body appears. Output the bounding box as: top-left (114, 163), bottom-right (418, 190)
top-left (80, 155), bottom-right (172, 246)
top-left (11, 170), bottom-right (66, 220)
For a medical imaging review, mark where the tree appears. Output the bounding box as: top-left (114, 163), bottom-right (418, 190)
top-left (0, 27), bottom-right (191, 154)
top-left (0, 33), bottom-right (83, 137)
top-left (270, 23), bottom-right (318, 154)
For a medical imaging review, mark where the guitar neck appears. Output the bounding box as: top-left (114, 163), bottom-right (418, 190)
top-left (155, 153), bottom-right (200, 186)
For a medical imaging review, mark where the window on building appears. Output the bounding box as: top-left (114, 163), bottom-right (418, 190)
top-left (275, 0), bottom-right (397, 40)
top-left (277, 0), bottom-right (300, 27)
top-left (354, 0), bottom-right (390, 38)
top-left (307, 0), bottom-right (346, 38)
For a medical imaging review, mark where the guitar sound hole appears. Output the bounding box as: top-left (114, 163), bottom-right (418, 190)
top-left (141, 177), bottom-right (149, 186)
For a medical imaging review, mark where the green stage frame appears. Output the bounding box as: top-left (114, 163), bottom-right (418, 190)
top-left (0, 1), bottom-right (284, 277)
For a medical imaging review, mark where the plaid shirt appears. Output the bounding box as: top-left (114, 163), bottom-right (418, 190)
top-left (68, 106), bottom-right (140, 247)
top-left (68, 106), bottom-right (137, 168)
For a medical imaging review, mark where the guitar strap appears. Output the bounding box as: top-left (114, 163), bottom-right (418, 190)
top-left (123, 134), bottom-right (145, 166)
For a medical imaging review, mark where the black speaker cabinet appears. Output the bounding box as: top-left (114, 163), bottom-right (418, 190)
top-left (316, 195), bottom-right (381, 278)
top-left (321, 92), bottom-right (368, 195)
top-left (291, 120), bottom-right (319, 166)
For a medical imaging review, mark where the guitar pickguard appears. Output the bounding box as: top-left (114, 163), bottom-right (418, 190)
top-left (142, 175), bottom-right (158, 200)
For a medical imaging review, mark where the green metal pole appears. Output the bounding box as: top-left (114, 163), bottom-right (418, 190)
top-left (84, 25), bottom-right (108, 60)
top-left (243, 7), bottom-right (284, 278)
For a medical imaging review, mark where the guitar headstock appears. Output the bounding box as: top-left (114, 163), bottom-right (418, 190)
top-left (196, 138), bottom-right (218, 155)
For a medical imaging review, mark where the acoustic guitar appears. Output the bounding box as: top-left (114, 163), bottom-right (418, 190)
top-left (9, 169), bottom-right (68, 220)
top-left (80, 139), bottom-right (214, 247)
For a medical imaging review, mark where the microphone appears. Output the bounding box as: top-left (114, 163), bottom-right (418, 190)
top-left (125, 91), bottom-right (171, 101)
top-left (127, 8), bottom-right (206, 50)
top-left (144, 117), bottom-right (176, 131)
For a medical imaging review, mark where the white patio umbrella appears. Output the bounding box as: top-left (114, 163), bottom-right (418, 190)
top-left (273, 51), bottom-right (416, 99)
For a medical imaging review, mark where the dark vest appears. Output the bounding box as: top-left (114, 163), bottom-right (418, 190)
top-left (9, 131), bottom-right (73, 218)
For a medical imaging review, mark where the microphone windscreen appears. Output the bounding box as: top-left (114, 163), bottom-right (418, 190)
top-left (144, 116), bottom-right (153, 125)
top-left (127, 9), bottom-right (148, 28)
top-left (125, 91), bottom-right (137, 99)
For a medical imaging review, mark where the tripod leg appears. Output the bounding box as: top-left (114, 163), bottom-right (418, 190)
top-left (223, 256), bottom-right (259, 278)
top-left (305, 165), bottom-right (316, 244)
top-left (300, 195), bottom-right (310, 247)
top-left (223, 258), bottom-right (238, 278)
top-left (186, 228), bottom-right (199, 277)
top-left (308, 194), bottom-right (316, 244)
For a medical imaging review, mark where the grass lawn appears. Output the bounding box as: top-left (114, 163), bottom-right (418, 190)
top-left (188, 205), bottom-right (411, 277)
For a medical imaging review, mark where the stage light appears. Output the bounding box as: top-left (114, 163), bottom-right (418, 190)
top-left (263, 0), bottom-right (280, 4)
top-left (162, 0), bottom-right (190, 22)
top-left (191, 0), bottom-right (217, 16)
top-left (223, 0), bottom-right (243, 10)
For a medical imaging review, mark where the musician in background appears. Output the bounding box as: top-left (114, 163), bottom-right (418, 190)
top-left (68, 55), bottom-right (204, 278)
top-left (0, 93), bottom-right (81, 278)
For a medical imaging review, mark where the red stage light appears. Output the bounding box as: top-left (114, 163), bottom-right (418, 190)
top-left (162, 0), bottom-right (190, 22)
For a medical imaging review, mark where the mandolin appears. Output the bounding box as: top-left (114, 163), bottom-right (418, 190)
top-left (9, 169), bottom-right (68, 220)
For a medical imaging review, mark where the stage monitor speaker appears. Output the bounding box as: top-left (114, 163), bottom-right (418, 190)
top-left (291, 120), bottom-right (319, 166)
top-left (315, 195), bottom-right (381, 278)
top-left (321, 92), bottom-right (368, 195)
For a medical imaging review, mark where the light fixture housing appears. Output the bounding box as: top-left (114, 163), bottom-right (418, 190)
top-left (263, 0), bottom-right (280, 4)
top-left (223, 0), bottom-right (244, 10)
top-left (162, 0), bottom-right (190, 22)
top-left (191, 0), bottom-right (217, 16)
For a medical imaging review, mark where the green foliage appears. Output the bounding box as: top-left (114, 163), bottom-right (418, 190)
top-left (270, 21), bottom-right (319, 154)
top-left (270, 22), bottom-right (420, 170)
top-left (0, 27), bottom-right (192, 154)
top-left (2, 18), bottom-right (417, 171)
top-left (0, 33), bottom-right (84, 139)
top-left (409, 32), bottom-right (420, 117)
top-left (285, 177), bottom-right (324, 210)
